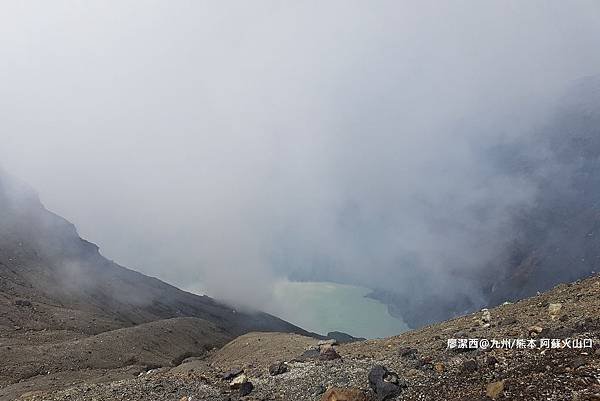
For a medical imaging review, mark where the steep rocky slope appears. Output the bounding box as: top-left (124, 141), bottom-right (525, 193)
top-left (14, 274), bottom-right (599, 401)
top-left (486, 76), bottom-right (600, 306)
top-left (371, 76), bottom-right (600, 329)
top-left (0, 172), bottom-right (312, 337)
top-left (0, 172), bottom-right (315, 399)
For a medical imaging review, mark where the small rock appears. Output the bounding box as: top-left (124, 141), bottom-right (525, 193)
top-left (528, 325), bottom-right (543, 336)
top-left (319, 345), bottom-right (342, 361)
top-left (486, 380), bottom-right (505, 400)
top-left (417, 356), bottom-right (434, 370)
top-left (486, 356), bottom-right (498, 367)
top-left (222, 368), bottom-right (243, 381)
top-left (481, 309), bottom-right (491, 324)
top-left (548, 303), bottom-right (562, 319)
top-left (368, 365), bottom-right (407, 401)
top-left (295, 347), bottom-right (321, 361)
top-left (462, 359), bottom-right (478, 373)
top-left (269, 362), bottom-right (287, 376)
top-left (230, 373), bottom-right (248, 388)
top-left (499, 317), bottom-right (518, 326)
top-left (398, 347), bottom-right (418, 359)
top-left (320, 387), bottom-right (369, 401)
top-left (434, 362), bottom-right (445, 373)
top-left (318, 339), bottom-right (338, 347)
top-left (239, 381), bottom-right (254, 396)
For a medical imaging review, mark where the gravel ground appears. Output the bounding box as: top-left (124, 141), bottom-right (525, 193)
top-left (13, 275), bottom-right (600, 401)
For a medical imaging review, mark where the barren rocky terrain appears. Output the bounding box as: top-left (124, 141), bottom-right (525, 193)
top-left (0, 173), bottom-right (315, 400)
top-left (4, 274), bottom-right (598, 401)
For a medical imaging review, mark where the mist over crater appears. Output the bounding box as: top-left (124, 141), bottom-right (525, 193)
top-left (2, 1), bottom-right (600, 327)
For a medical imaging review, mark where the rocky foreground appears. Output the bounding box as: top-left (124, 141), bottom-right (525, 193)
top-left (8, 274), bottom-right (599, 401)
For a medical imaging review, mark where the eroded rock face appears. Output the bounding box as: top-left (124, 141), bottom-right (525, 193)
top-left (320, 387), bottom-right (370, 401)
top-left (368, 365), bottom-right (407, 401)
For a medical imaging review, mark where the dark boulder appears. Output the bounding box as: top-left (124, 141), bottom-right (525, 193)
top-left (239, 381), bottom-right (254, 396)
top-left (368, 365), bottom-right (407, 401)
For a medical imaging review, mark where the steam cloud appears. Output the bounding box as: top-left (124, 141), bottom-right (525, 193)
top-left (1, 1), bottom-right (600, 314)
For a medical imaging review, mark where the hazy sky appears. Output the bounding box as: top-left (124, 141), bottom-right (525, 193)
top-left (2, 1), bottom-right (600, 309)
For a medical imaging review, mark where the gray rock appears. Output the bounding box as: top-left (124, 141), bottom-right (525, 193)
top-left (269, 362), bottom-right (287, 376)
top-left (297, 348), bottom-right (320, 361)
top-left (239, 381), bottom-right (254, 396)
top-left (461, 359), bottom-right (478, 373)
top-left (368, 365), bottom-right (407, 401)
top-left (222, 368), bottom-right (243, 381)
top-left (398, 347), bottom-right (418, 359)
top-left (499, 317), bottom-right (518, 326)
top-left (319, 346), bottom-right (341, 361)
top-left (14, 299), bottom-right (32, 307)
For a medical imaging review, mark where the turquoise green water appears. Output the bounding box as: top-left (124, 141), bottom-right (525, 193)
top-left (268, 281), bottom-right (408, 339)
